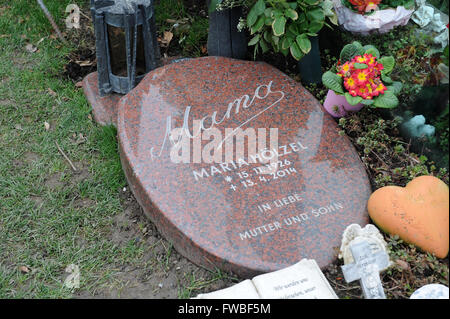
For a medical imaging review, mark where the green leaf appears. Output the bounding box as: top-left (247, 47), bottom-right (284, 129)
top-left (381, 72), bottom-right (393, 84)
top-left (272, 16), bottom-right (286, 36)
top-left (260, 39), bottom-right (269, 53)
top-left (280, 46), bottom-right (289, 57)
top-left (271, 8), bottom-right (284, 18)
top-left (253, 44), bottom-right (259, 60)
top-left (387, 81), bottom-right (402, 95)
top-left (353, 41), bottom-right (364, 52)
top-left (263, 30), bottom-right (271, 43)
top-left (282, 36), bottom-right (293, 50)
top-left (272, 35), bottom-right (280, 45)
top-left (345, 93), bottom-right (363, 106)
top-left (322, 0), bottom-right (334, 16)
top-left (247, 8), bottom-right (258, 27)
top-left (363, 45), bottom-right (380, 58)
top-left (290, 42), bottom-right (304, 61)
top-left (360, 99), bottom-right (374, 105)
top-left (322, 71), bottom-right (344, 94)
top-left (248, 34), bottom-right (260, 46)
top-left (340, 41), bottom-right (363, 62)
top-left (308, 20), bottom-right (324, 33)
top-left (304, 0), bottom-right (320, 6)
top-left (285, 8), bottom-right (298, 20)
top-left (354, 63), bottom-right (368, 69)
top-left (254, 0), bottom-right (266, 15)
top-left (373, 91), bottom-right (399, 109)
top-left (264, 8), bottom-right (273, 17)
top-left (251, 15), bottom-right (265, 34)
top-left (298, 12), bottom-right (306, 23)
top-left (306, 8), bottom-right (325, 22)
top-left (328, 12), bottom-right (338, 26)
top-left (378, 56), bottom-right (395, 74)
top-left (296, 34), bottom-right (311, 55)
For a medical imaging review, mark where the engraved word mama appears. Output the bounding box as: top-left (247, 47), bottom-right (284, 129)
top-left (150, 81), bottom-right (285, 163)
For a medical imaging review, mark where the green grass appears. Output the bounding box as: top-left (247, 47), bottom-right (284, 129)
top-left (155, 0), bottom-right (209, 57)
top-left (0, 0), bottom-right (235, 299)
top-left (0, 0), bottom-right (147, 298)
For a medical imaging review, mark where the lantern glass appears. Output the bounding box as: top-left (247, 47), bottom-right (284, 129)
top-left (135, 24), bottom-right (146, 76)
top-left (107, 24), bottom-right (146, 77)
top-left (107, 25), bottom-right (127, 76)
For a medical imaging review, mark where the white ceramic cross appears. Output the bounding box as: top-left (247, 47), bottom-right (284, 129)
top-left (341, 240), bottom-right (390, 299)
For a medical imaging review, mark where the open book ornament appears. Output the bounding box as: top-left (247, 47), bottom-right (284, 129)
top-left (194, 259), bottom-right (338, 299)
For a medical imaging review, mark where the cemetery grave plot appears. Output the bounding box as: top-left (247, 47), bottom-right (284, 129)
top-left (66, 0), bottom-right (448, 298)
top-left (0, 0), bottom-right (447, 299)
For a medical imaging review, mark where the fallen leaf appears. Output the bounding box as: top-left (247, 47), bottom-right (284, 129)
top-left (75, 81), bottom-right (83, 88)
top-left (76, 60), bottom-right (93, 67)
top-left (75, 133), bottom-right (86, 145)
top-left (65, 4), bottom-right (80, 29)
top-left (19, 266), bottom-right (30, 273)
top-left (36, 37), bottom-right (45, 46)
top-left (158, 31), bottom-right (173, 47)
top-left (25, 43), bottom-right (37, 53)
top-left (64, 264), bottom-right (80, 289)
top-left (44, 121), bottom-right (50, 131)
top-left (47, 88), bottom-right (57, 97)
top-left (14, 124), bottom-right (23, 131)
top-left (395, 259), bottom-right (410, 271)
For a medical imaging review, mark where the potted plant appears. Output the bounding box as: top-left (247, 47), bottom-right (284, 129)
top-left (245, 0), bottom-right (338, 83)
top-left (322, 41), bottom-right (402, 117)
top-left (245, 0), bottom-right (338, 59)
top-left (333, 0), bottom-right (415, 35)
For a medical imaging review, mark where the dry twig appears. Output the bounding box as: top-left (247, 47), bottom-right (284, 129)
top-left (55, 141), bottom-right (77, 171)
top-left (37, 0), bottom-right (67, 44)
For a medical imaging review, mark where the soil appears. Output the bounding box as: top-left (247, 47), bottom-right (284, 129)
top-left (65, 0), bottom-right (448, 299)
top-left (78, 188), bottom-right (233, 299)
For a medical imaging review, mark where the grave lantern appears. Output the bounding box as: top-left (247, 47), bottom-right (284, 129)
top-left (90, 0), bottom-right (160, 95)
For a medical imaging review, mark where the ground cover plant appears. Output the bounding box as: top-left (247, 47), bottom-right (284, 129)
top-left (0, 0), bottom-right (448, 299)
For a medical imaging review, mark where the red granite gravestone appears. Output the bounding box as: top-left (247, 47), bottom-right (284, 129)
top-left (117, 56), bottom-right (371, 278)
top-left (82, 72), bottom-right (122, 126)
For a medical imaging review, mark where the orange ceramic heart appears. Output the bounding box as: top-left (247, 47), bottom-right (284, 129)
top-left (368, 175), bottom-right (449, 258)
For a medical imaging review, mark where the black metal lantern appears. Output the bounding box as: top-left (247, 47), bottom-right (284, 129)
top-left (90, 0), bottom-right (160, 95)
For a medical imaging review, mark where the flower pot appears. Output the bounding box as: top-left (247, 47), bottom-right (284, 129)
top-left (297, 36), bottom-right (322, 84)
top-left (207, 1), bottom-right (247, 59)
top-left (323, 90), bottom-right (364, 118)
top-left (332, 0), bottom-right (414, 35)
